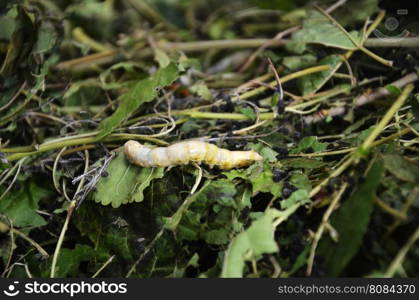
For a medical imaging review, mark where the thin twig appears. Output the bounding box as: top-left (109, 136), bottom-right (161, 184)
top-left (50, 200), bottom-right (76, 278)
top-left (92, 255), bottom-right (115, 278)
top-left (0, 81), bottom-right (26, 113)
top-left (190, 163), bottom-right (203, 195)
top-left (384, 226), bottom-right (419, 277)
top-left (0, 158), bottom-right (25, 201)
top-left (52, 147), bottom-right (67, 195)
top-left (307, 183), bottom-right (348, 276)
top-left (304, 73), bottom-right (418, 124)
top-left (361, 84), bottom-right (414, 151)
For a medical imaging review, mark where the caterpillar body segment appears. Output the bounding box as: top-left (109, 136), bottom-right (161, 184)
top-left (124, 140), bottom-right (263, 169)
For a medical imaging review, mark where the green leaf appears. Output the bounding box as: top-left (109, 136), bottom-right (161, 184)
top-left (173, 179), bottom-right (242, 246)
top-left (202, 179), bottom-right (237, 207)
top-left (190, 82), bottom-right (213, 101)
top-left (32, 21), bottom-right (58, 55)
top-left (297, 55), bottom-right (343, 95)
top-left (102, 227), bottom-right (133, 262)
top-left (281, 189), bottom-right (310, 209)
top-left (250, 165), bottom-right (282, 197)
top-left (290, 136), bottom-right (328, 154)
top-left (251, 0), bottom-right (297, 11)
top-left (282, 158), bottom-right (328, 169)
top-left (154, 48), bottom-right (171, 68)
top-left (204, 228), bottom-right (233, 245)
top-left (318, 159), bottom-right (385, 276)
top-left (0, 10), bottom-right (17, 40)
top-left (94, 151), bottom-right (165, 208)
top-left (97, 63), bottom-right (179, 139)
top-left (282, 54), bottom-right (317, 70)
top-left (99, 62), bottom-right (144, 90)
top-left (289, 172), bottom-right (312, 191)
top-left (54, 244), bottom-right (95, 277)
top-left (354, 127), bottom-right (374, 146)
top-left (63, 79), bottom-right (102, 106)
top-left (271, 92), bottom-right (280, 107)
top-left (238, 107), bottom-right (256, 121)
top-left (291, 9), bottom-right (360, 50)
top-left (385, 84), bottom-right (402, 96)
top-left (221, 209), bottom-right (281, 277)
top-left (333, 0), bottom-right (379, 26)
top-left (0, 216), bottom-right (14, 266)
top-left (383, 154), bottom-right (419, 183)
top-left (248, 143), bottom-right (278, 162)
top-left (288, 246), bottom-right (310, 275)
top-left (222, 144), bottom-right (282, 198)
top-left (0, 181), bottom-right (51, 228)
top-left (0, 6), bottom-right (36, 77)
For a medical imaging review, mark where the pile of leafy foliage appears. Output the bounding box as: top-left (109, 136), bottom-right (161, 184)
top-left (0, 0), bottom-right (418, 278)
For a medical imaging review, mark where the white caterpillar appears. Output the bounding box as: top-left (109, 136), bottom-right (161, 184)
top-left (124, 140), bottom-right (263, 170)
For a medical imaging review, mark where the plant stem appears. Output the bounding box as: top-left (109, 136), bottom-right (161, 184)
top-left (384, 226), bottom-right (419, 277)
top-left (50, 200), bottom-right (76, 278)
top-left (72, 27), bottom-right (112, 53)
top-left (178, 111), bottom-right (274, 120)
top-left (289, 127), bottom-right (412, 158)
top-left (361, 84), bottom-right (414, 151)
top-left (5, 133), bottom-right (167, 161)
top-left (359, 45), bottom-right (393, 67)
top-left (365, 37), bottom-right (419, 48)
top-left (310, 155), bottom-right (355, 198)
top-left (0, 222), bottom-right (49, 258)
top-left (307, 183), bottom-right (348, 276)
top-left (233, 65), bottom-right (330, 101)
top-left (164, 181), bottom-right (211, 232)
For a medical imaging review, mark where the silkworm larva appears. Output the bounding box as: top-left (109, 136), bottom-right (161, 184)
top-left (124, 140), bottom-right (263, 170)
